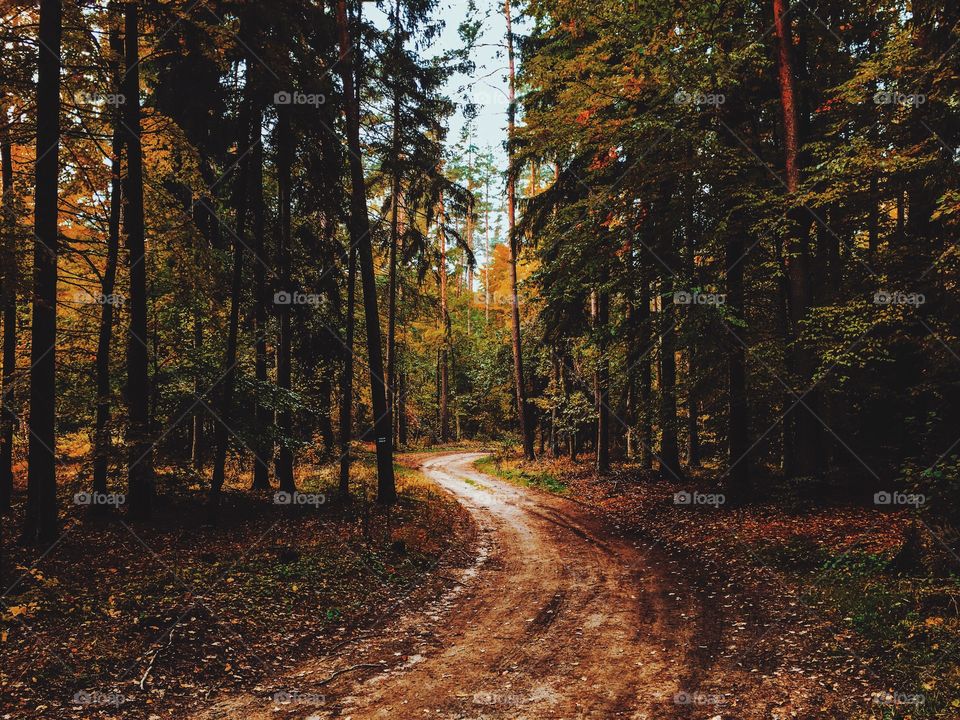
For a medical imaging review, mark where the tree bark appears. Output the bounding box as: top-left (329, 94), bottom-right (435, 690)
top-left (275, 104), bottom-right (295, 494)
top-left (339, 244), bottom-right (356, 497)
top-left (385, 0), bottom-right (403, 448)
top-left (92, 7), bottom-right (124, 501)
top-left (250, 106), bottom-right (271, 490)
top-left (335, 0), bottom-right (396, 503)
top-left (23, 0), bottom-right (61, 543)
top-left (438, 194), bottom-right (449, 442)
top-left (210, 44), bottom-right (256, 513)
top-left (122, 1), bottom-right (154, 519)
top-left (0, 120), bottom-right (17, 513)
top-left (773, 0), bottom-right (821, 477)
top-left (504, 0), bottom-right (534, 460)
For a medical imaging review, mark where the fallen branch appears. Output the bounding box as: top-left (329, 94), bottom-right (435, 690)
top-left (139, 628), bottom-right (176, 690)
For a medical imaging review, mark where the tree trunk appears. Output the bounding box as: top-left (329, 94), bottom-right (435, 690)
top-left (210, 45), bottom-right (256, 514)
top-left (275, 105), bottom-right (295, 494)
top-left (250, 106), bottom-right (270, 490)
top-left (594, 287), bottom-right (610, 474)
top-left (438, 194), bottom-right (449, 442)
top-left (0, 120), bottom-right (17, 513)
top-left (385, 0), bottom-right (403, 448)
top-left (773, 0), bottom-right (821, 477)
top-left (638, 259), bottom-right (652, 470)
top-left (122, 2), bottom-right (154, 519)
top-left (23, 0), bottom-right (61, 543)
top-left (505, 0), bottom-right (534, 460)
top-left (92, 9), bottom-right (124, 501)
top-left (190, 311), bottom-right (204, 470)
top-left (339, 244), bottom-right (356, 497)
top-left (335, 0), bottom-right (396, 503)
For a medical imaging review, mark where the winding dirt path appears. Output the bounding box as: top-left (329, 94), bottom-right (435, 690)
top-left (193, 451), bottom-right (716, 719)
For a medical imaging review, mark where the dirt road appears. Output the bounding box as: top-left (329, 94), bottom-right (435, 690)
top-left (194, 452), bottom-right (719, 719)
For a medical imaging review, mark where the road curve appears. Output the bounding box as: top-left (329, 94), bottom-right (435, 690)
top-left (195, 451), bottom-right (710, 719)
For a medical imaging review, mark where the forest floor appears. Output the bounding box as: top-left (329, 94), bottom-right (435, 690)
top-left (0, 445), bottom-right (474, 720)
top-left (4, 448), bottom-right (958, 719)
top-left (476, 452), bottom-right (960, 719)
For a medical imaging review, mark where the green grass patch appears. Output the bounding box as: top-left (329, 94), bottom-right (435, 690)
top-left (474, 455), bottom-right (567, 494)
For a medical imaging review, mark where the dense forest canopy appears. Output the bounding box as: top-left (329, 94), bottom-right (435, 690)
top-left (0, 0), bottom-right (956, 528)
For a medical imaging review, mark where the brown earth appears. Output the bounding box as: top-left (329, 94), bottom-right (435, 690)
top-left (188, 451), bottom-right (843, 719)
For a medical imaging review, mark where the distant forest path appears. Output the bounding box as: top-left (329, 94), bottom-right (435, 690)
top-left (194, 452), bottom-right (715, 719)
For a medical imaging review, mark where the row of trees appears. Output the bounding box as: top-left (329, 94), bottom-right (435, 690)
top-left (1, 0), bottom-right (528, 545)
top-left (502, 0), bottom-right (959, 504)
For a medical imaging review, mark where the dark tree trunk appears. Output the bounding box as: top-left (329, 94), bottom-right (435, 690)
top-left (1, 120), bottom-right (17, 513)
top-left (335, 0), bottom-right (396, 503)
top-left (275, 105), bottom-right (295, 494)
top-left (385, 0), bottom-right (402, 448)
top-left (339, 244), bottom-right (356, 497)
top-left (23, 0), bottom-right (61, 543)
top-left (92, 9), bottom-right (124, 501)
top-left (658, 286), bottom-right (681, 479)
top-left (773, 0), bottom-right (821, 477)
top-left (122, 2), bottom-right (154, 519)
top-left (638, 259), bottom-right (652, 470)
top-left (594, 287), bottom-right (610, 474)
top-left (210, 44), bottom-right (256, 514)
top-left (726, 227), bottom-right (750, 492)
top-left (250, 108), bottom-right (271, 490)
top-left (190, 311), bottom-right (204, 470)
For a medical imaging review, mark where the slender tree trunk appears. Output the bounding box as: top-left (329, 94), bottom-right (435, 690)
top-left (190, 311), bottom-right (204, 470)
top-left (638, 258), bottom-right (652, 470)
top-left (339, 244), bottom-right (356, 497)
top-left (275, 105), bottom-right (295, 494)
top-left (726, 225), bottom-right (750, 491)
top-left (684, 188), bottom-right (701, 470)
top-left (250, 108), bottom-right (270, 490)
top-left (505, 0), bottom-right (534, 460)
top-left (209, 45), bottom-right (255, 514)
top-left (122, 2), bottom-right (154, 519)
top-left (659, 285), bottom-right (681, 479)
top-left (385, 0), bottom-right (403, 448)
top-left (92, 10), bottom-right (124, 500)
top-left (594, 286), bottom-right (610, 474)
top-left (438, 195), bottom-right (449, 442)
top-left (0, 122), bottom-right (16, 513)
top-left (483, 178), bottom-right (491, 324)
top-left (335, 0), bottom-right (396, 502)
